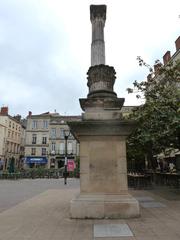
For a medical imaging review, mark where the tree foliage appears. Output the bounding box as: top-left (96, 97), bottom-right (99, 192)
top-left (127, 57), bottom-right (180, 165)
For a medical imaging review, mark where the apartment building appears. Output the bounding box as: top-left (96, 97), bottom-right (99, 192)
top-left (0, 107), bottom-right (25, 170)
top-left (24, 111), bottom-right (51, 168)
top-left (24, 111), bottom-right (81, 169)
top-left (49, 115), bottom-right (81, 169)
top-left (162, 36), bottom-right (180, 65)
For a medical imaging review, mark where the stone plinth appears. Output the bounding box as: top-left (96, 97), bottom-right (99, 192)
top-left (71, 193), bottom-right (139, 219)
top-left (68, 120), bottom-right (140, 218)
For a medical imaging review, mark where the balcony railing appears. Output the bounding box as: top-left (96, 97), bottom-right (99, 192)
top-left (50, 150), bottom-right (76, 156)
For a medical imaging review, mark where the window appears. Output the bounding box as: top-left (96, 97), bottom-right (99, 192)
top-left (32, 120), bottom-right (38, 129)
top-left (32, 134), bottom-right (37, 144)
top-left (9, 121), bottom-right (11, 128)
top-left (12, 123), bottom-right (14, 129)
top-left (12, 131), bottom-right (14, 138)
top-left (69, 132), bottom-right (74, 139)
top-left (8, 131), bottom-right (10, 137)
top-left (16, 125), bottom-right (17, 130)
top-left (43, 120), bottom-right (48, 129)
top-left (13, 144), bottom-right (16, 153)
top-left (60, 129), bottom-right (64, 138)
top-left (17, 145), bottom-right (19, 154)
top-left (68, 142), bottom-right (73, 154)
top-left (51, 128), bottom-right (56, 138)
top-left (31, 148), bottom-right (36, 155)
top-left (42, 148), bottom-right (46, 156)
top-left (51, 142), bottom-right (56, 152)
top-left (42, 136), bottom-right (47, 144)
top-left (60, 143), bottom-right (64, 154)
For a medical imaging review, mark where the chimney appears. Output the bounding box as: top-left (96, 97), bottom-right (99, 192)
top-left (154, 63), bottom-right (162, 75)
top-left (175, 36), bottom-right (180, 51)
top-left (28, 111), bottom-right (32, 117)
top-left (0, 106), bottom-right (8, 115)
top-left (163, 51), bottom-right (171, 65)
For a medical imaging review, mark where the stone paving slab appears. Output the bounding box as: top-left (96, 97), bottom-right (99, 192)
top-left (140, 201), bottom-right (166, 208)
top-left (0, 180), bottom-right (180, 240)
top-left (94, 224), bottom-right (133, 237)
top-left (135, 196), bottom-right (154, 202)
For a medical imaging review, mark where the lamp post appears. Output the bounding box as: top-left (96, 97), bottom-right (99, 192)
top-left (63, 129), bottom-right (70, 185)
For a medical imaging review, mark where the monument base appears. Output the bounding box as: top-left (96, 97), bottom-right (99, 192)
top-left (70, 193), bottom-right (140, 219)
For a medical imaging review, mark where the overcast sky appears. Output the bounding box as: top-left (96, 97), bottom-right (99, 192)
top-left (0, 0), bottom-right (179, 118)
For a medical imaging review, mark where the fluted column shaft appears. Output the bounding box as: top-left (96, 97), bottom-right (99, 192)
top-left (90, 5), bottom-right (106, 66)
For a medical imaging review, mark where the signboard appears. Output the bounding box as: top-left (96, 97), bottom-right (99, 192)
top-left (67, 159), bottom-right (76, 172)
top-left (25, 157), bottom-right (48, 164)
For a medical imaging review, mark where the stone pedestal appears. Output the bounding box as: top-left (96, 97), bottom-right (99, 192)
top-left (68, 121), bottom-right (140, 218)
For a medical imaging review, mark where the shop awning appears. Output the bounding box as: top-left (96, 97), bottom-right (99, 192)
top-left (25, 157), bottom-right (48, 164)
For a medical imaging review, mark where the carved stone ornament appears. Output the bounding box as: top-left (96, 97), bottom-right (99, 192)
top-left (90, 5), bottom-right (106, 22)
top-left (87, 65), bottom-right (116, 94)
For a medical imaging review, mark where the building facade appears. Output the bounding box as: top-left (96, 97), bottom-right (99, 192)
top-left (24, 112), bottom-right (81, 169)
top-left (0, 107), bottom-right (25, 171)
top-left (49, 115), bottom-right (80, 169)
top-left (24, 111), bottom-right (51, 168)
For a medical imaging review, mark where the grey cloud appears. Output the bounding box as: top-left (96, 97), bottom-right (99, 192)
top-left (0, 0), bottom-right (85, 117)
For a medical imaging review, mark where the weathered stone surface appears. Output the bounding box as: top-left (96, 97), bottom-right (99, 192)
top-left (68, 120), bottom-right (136, 139)
top-left (90, 5), bottom-right (106, 22)
top-left (80, 97), bottom-right (124, 111)
top-left (68, 4), bottom-right (140, 219)
top-left (68, 120), bottom-right (140, 218)
top-left (90, 5), bottom-right (106, 66)
top-left (82, 111), bottom-right (123, 120)
top-left (71, 194), bottom-right (140, 219)
top-left (87, 65), bottom-right (116, 97)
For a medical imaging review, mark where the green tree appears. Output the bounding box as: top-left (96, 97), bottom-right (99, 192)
top-left (127, 57), bottom-right (180, 169)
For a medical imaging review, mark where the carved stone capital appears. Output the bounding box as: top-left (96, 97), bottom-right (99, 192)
top-left (90, 5), bottom-right (106, 22)
top-left (87, 65), bottom-right (116, 95)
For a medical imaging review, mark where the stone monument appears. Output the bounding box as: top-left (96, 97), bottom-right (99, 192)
top-left (68, 5), bottom-right (140, 218)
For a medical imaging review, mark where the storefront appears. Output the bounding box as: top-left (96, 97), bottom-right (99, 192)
top-left (25, 157), bottom-right (48, 168)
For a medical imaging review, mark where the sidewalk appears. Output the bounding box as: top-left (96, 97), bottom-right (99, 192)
top-left (0, 182), bottom-right (180, 240)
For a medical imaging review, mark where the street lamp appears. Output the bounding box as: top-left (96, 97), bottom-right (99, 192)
top-left (63, 129), bottom-right (70, 185)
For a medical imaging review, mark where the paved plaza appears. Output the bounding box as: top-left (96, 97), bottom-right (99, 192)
top-left (0, 179), bottom-right (180, 240)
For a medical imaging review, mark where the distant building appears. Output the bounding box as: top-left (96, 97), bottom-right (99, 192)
top-left (162, 36), bottom-right (180, 65)
top-left (24, 111), bottom-right (51, 168)
top-left (24, 111), bottom-right (81, 169)
top-left (148, 36), bottom-right (180, 82)
top-left (0, 107), bottom-right (25, 170)
top-left (49, 115), bottom-right (81, 169)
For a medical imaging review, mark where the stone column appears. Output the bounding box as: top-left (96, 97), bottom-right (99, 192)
top-left (90, 5), bottom-right (106, 66)
top-left (68, 4), bottom-right (140, 219)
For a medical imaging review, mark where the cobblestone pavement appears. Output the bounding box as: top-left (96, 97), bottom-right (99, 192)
top-left (0, 179), bottom-right (180, 240)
